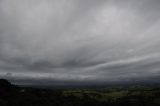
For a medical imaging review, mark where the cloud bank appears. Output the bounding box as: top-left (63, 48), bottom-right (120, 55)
top-left (0, 0), bottom-right (160, 84)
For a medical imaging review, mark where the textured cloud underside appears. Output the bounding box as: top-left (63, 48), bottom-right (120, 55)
top-left (0, 0), bottom-right (160, 84)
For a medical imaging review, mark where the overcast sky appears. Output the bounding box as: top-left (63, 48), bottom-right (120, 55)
top-left (0, 0), bottom-right (160, 85)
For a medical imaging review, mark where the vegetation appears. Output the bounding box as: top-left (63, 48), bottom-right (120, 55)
top-left (0, 79), bottom-right (160, 106)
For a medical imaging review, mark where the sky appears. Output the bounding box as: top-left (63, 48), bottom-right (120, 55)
top-left (0, 0), bottom-right (160, 85)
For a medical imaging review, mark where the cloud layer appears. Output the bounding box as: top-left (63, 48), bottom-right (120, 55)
top-left (0, 0), bottom-right (160, 84)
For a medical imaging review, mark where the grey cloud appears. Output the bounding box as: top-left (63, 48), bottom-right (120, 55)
top-left (0, 0), bottom-right (160, 84)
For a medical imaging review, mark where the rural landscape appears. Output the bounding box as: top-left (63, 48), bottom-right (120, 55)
top-left (1, 79), bottom-right (160, 106)
top-left (1, 0), bottom-right (160, 106)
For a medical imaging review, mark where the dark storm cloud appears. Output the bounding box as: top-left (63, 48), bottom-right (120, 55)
top-left (0, 0), bottom-right (160, 84)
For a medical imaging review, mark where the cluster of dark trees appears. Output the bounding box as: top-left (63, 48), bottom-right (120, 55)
top-left (0, 79), bottom-right (160, 106)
